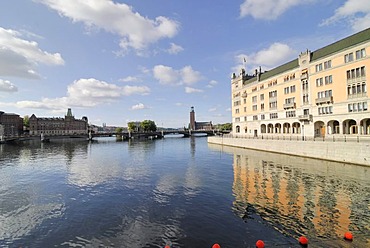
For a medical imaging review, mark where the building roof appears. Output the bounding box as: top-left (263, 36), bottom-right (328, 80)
top-left (242, 27), bottom-right (370, 84)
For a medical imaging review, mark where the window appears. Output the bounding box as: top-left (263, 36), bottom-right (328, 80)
top-left (261, 103), bottom-right (265, 111)
top-left (317, 90), bottom-right (332, 99)
top-left (325, 75), bottom-right (332, 84)
top-left (346, 66), bottom-right (366, 81)
top-left (347, 82), bottom-right (367, 96)
top-left (261, 114), bottom-right (265, 120)
top-left (253, 115), bottom-right (258, 120)
top-left (348, 102), bottom-right (368, 112)
top-left (290, 85), bottom-right (296, 93)
top-left (235, 109), bottom-right (239, 114)
top-left (244, 116), bottom-right (247, 121)
top-left (318, 106), bottom-right (333, 115)
top-left (269, 101), bottom-right (277, 109)
top-left (285, 97), bottom-right (295, 104)
top-left (316, 78), bottom-right (323, 87)
top-left (316, 63), bottom-right (323, 72)
top-left (284, 87), bottom-right (289, 94)
top-left (269, 90), bottom-right (277, 98)
top-left (244, 107), bottom-right (247, 112)
top-left (303, 94), bottom-right (309, 104)
top-left (356, 48), bottom-right (366, 60)
top-left (286, 110), bottom-right (296, 118)
top-left (252, 105), bottom-right (257, 111)
top-left (270, 113), bottom-right (278, 119)
top-left (235, 117), bottom-right (240, 122)
top-left (260, 94), bottom-right (264, 101)
top-left (324, 60), bottom-right (332, 69)
top-left (345, 52), bottom-right (354, 63)
top-left (243, 98), bottom-right (247, 104)
top-left (252, 96), bottom-right (257, 103)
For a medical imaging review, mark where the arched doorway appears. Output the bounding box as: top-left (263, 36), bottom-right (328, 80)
top-left (261, 124), bottom-right (266, 133)
top-left (361, 118), bottom-right (370, 135)
top-left (292, 122), bottom-right (300, 134)
top-left (283, 123), bottom-right (291, 133)
top-left (327, 120), bottom-right (340, 134)
top-left (275, 123), bottom-right (281, 133)
top-left (343, 119), bottom-right (357, 134)
top-left (267, 124), bottom-right (274, 133)
top-left (314, 121), bottom-right (325, 137)
top-left (236, 125), bottom-right (240, 133)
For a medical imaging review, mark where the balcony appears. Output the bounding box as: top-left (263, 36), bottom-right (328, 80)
top-left (241, 92), bottom-right (248, 98)
top-left (315, 96), bottom-right (333, 105)
top-left (283, 102), bottom-right (296, 109)
top-left (348, 92), bottom-right (367, 99)
top-left (298, 114), bottom-right (312, 122)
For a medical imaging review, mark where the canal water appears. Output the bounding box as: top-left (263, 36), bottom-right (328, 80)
top-left (0, 137), bottom-right (368, 247)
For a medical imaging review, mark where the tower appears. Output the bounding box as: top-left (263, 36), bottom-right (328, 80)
top-left (190, 106), bottom-right (195, 130)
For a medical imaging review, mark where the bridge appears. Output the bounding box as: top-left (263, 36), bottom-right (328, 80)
top-left (92, 129), bottom-right (229, 139)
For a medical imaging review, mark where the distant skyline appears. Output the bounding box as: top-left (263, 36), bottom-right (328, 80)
top-left (0, 0), bottom-right (369, 127)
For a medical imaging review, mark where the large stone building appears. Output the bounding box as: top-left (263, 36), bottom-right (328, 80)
top-left (29, 108), bottom-right (88, 136)
top-left (189, 106), bottom-right (213, 130)
top-left (0, 111), bottom-right (23, 137)
top-left (231, 28), bottom-right (370, 139)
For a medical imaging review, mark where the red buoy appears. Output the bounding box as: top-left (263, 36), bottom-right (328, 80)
top-left (164, 246), bottom-right (170, 248)
top-left (299, 236), bottom-right (308, 246)
top-left (256, 240), bottom-right (265, 248)
top-left (344, 231), bottom-right (353, 241)
top-left (212, 244), bottom-right (221, 248)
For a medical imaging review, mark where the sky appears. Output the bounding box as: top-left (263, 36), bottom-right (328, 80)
top-left (0, 0), bottom-right (369, 128)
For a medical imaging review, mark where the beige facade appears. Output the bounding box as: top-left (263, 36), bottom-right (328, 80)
top-left (231, 28), bottom-right (370, 139)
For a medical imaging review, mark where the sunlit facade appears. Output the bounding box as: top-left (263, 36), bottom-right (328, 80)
top-left (231, 28), bottom-right (370, 138)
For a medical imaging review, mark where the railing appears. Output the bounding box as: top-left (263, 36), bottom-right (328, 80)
top-left (315, 96), bottom-right (333, 105)
top-left (222, 133), bottom-right (370, 143)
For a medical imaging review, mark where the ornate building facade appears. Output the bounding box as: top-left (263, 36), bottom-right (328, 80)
top-left (231, 28), bottom-right (370, 138)
top-left (0, 111), bottom-right (23, 137)
top-left (29, 108), bottom-right (88, 136)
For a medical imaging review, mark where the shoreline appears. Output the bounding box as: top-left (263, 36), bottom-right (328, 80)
top-left (208, 136), bottom-right (370, 167)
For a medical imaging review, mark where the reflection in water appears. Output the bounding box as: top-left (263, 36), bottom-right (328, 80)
top-left (211, 144), bottom-right (370, 246)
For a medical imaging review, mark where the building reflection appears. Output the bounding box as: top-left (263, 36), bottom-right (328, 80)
top-left (209, 144), bottom-right (370, 245)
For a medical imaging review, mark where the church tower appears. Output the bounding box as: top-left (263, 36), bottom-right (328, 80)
top-left (190, 106), bottom-right (195, 130)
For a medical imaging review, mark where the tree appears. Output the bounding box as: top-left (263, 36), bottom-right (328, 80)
top-left (127, 122), bottom-right (137, 132)
top-left (23, 115), bottom-right (30, 127)
top-left (115, 127), bottom-right (123, 133)
top-left (140, 120), bottom-right (157, 132)
top-left (222, 123), bottom-right (232, 131)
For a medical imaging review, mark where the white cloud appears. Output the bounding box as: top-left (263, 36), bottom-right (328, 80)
top-left (36, 0), bottom-right (180, 54)
top-left (0, 79), bottom-right (18, 92)
top-left (131, 103), bottom-right (146, 110)
top-left (208, 107), bottom-right (217, 112)
top-left (233, 43), bottom-right (296, 74)
top-left (167, 43), bottom-right (184, 54)
top-left (321, 0), bottom-right (370, 32)
top-left (185, 87), bottom-right (203, 94)
top-left (153, 65), bottom-right (203, 86)
top-left (240, 0), bottom-right (312, 20)
top-left (0, 27), bottom-right (64, 79)
top-left (6, 78), bottom-right (150, 111)
top-left (206, 80), bottom-right (218, 88)
top-left (119, 76), bottom-right (141, 83)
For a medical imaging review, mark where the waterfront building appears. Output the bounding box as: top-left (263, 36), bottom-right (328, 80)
top-left (29, 108), bottom-right (88, 136)
top-left (0, 111), bottom-right (23, 137)
top-left (189, 106), bottom-right (213, 130)
top-left (231, 28), bottom-right (370, 138)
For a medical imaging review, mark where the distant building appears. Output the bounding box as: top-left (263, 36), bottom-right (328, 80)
top-left (231, 28), bottom-right (370, 138)
top-left (0, 111), bottom-right (23, 137)
top-left (29, 108), bottom-right (88, 135)
top-left (189, 106), bottom-right (213, 130)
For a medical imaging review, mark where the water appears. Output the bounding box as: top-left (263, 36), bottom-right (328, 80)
top-left (0, 137), bottom-right (369, 247)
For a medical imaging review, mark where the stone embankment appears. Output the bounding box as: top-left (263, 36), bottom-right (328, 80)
top-left (208, 136), bottom-right (370, 166)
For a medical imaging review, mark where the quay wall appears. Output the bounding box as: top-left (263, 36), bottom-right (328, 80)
top-left (208, 136), bottom-right (370, 166)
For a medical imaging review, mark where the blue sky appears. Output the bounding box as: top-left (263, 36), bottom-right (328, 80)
top-left (0, 0), bottom-right (369, 127)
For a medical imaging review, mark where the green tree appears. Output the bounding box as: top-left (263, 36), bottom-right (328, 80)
top-left (222, 123), bottom-right (232, 131)
top-left (127, 122), bottom-right (137, 132)
top-left (23, 115), bottom-right (30, 127)
top-left (115, 127), bottom-right (123, 133)
top-left (140, 120), bottom-right (157, 132)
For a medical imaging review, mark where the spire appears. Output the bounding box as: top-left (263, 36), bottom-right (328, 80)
top-left (66, 108), bottom-right (72, 117)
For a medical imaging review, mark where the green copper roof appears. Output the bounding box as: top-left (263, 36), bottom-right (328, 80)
top-left (311, 27), bottom-right (370, 62)
top-left (242, 28), bottom-right (370, 85)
